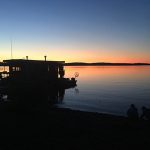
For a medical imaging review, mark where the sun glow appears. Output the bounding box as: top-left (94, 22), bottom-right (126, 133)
top-left (0, 47), bottom-right (150, 63)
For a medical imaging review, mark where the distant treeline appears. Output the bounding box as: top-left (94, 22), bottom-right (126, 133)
top-left (65, 62), bottom-right (150, 66)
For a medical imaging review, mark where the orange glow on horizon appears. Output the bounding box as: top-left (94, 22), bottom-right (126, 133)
top-left (0, 48), bottom-right (150, 63)
top-left (65, 66), bottom-right (150, 82)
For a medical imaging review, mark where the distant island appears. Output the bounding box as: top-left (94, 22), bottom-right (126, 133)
top-left (65, 62), bottom-right (150, 66)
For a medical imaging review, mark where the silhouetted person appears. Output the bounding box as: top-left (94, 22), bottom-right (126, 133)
top-left (127, 104), bottom-right (139, 120)
top-left (141, 106), bottom-right (150, 120)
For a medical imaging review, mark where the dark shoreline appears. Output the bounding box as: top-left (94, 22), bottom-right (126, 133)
top-left (0, 101), bottom-right (150, 149)
top-left (65, 62), bottom-right (150, 66)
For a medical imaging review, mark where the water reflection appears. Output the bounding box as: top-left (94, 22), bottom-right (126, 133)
top-left (1, 66), bottom-right (150, 116)
top-left (0, 94), bottom-right (8, 102)
top-left (0, 86), bottom-right (65, 111)
top-left (62, 66), bottom-right (150, 116)
top-left (75, 88), bottom-right (79, 94)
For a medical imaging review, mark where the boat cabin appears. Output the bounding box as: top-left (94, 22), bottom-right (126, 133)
top-left (0, 59), bottom-right (65, 86)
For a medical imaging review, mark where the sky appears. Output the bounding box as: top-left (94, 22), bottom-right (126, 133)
top-left (0, 0), bottom-right (150, 63)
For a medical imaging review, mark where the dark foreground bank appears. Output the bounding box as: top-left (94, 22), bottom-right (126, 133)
top-left (0, 101), bottom-right (150, 150)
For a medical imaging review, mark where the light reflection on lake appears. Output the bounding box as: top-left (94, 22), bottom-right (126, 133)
top-left (58, 66), bottom-right (150, 116)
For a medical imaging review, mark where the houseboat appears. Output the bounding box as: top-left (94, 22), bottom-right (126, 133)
top-left (0, 58), bottom-right (77, 90)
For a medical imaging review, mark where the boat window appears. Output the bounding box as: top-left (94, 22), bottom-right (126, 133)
top-left (12, 67), bottom-right (15, 71)
top-left (12, 67), bottom-right (21, 71)
top-left (16, 67), bottom-right (21, 71)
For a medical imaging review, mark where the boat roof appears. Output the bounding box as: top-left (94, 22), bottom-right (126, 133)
top-left (0, 62), bottom-right (7, 66)
top-left (2, 59), bottom-right (65, 66)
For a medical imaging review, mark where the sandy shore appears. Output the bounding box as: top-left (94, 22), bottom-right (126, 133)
top-left (0, 101), bottom-right (150, 149)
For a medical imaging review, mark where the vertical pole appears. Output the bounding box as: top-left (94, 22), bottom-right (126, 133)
top-left (44, 56), bottom-right (47, 61)
top-left (11, 39), bottom-right (13, 59)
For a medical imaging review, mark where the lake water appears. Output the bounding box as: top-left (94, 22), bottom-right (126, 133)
top-left (58, 66), bottom-right (150, 116)
top-left (0, 65), bottom-right (150, 116)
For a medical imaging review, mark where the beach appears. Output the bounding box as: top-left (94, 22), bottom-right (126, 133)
top-left (0, 101), bottom-right (150, 150)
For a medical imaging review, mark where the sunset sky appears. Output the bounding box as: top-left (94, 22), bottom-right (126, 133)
top-left (0, 0), bottom-right (150, 63)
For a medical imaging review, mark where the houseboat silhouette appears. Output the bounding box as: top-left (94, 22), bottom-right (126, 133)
top-left (0, 59), bottom-right (77, 90)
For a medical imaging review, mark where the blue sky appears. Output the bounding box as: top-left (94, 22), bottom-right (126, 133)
top-left (0, 0), bottom-right (150, 62)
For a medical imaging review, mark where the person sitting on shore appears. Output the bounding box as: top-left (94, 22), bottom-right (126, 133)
top-left (127, 104), bottom-right (139, 120)
top-left (140, 106), bottom-right (150, 120)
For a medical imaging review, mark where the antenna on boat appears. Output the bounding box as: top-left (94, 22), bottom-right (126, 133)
top-left (10, 39), bottom-right (13, 59)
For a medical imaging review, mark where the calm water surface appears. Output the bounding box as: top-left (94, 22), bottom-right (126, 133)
top-left (1, 66), bottom-right (150, 116)
top-left (58, 66), bottom-right (150, 116)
